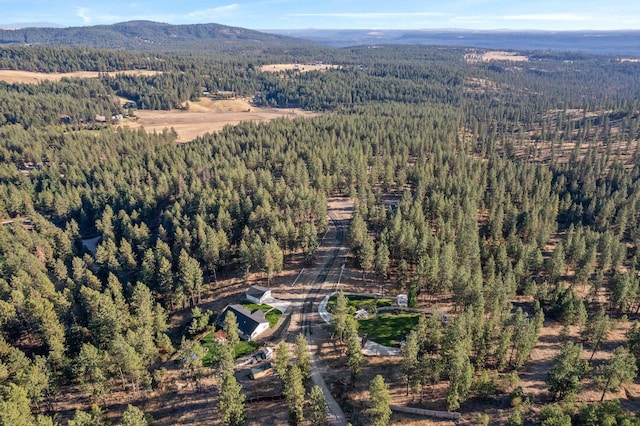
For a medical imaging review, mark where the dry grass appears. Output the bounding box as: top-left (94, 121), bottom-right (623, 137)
top-left (259, 63), bottom-right (340, 73)
top-left (465, 51), bottom-right (529, 63)
top-left (117, 98), bottom-right (319, 143)
top-left (0, 69), bottom-right (161, 84)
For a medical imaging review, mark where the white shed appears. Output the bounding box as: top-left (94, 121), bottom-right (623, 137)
top-left (397, 294), bottom-right (408, 308)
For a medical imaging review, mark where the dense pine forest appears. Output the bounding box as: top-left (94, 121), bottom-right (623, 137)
top-left (1, 37), bottom-right (640, 425)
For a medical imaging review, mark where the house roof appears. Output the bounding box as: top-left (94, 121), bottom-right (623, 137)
top-left (246, 285), bottom-right (270, 299)
top-left (218, 304), bottom-right (268, 338)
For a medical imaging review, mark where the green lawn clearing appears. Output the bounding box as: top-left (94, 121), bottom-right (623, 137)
top-left (358, 313), bottom-right (420, 347)
top-left (327, 294), bottom-right (395, 314)
top-left (240, 301), bottom-right (282, 327)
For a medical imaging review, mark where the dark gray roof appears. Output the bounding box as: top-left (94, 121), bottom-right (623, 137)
top-left (217, 304), bottom-right (268, 337)
top-left (246, 285), bottom-right (270, 299)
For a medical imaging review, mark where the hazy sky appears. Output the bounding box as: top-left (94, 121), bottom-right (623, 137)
top-left (1, 0), bottom-right (639, 30)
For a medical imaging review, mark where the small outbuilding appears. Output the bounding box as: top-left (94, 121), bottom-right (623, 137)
top-left (214, 330), bottom-right (228, 343)
top-left (246, 285), bottom-right (271, 304)
top-left (397, 294), bottom-right (408, 308)
top-left (250, 362), bottom-right (273, 380)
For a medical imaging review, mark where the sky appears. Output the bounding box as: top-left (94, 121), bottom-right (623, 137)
top-left (1, 0), bottom-right (640, 31)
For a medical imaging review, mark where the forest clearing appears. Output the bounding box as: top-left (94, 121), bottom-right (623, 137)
top-left (259, 63), bottom-right (340, 73)
top-left (0, 69), bottom-right (161, 84)
top-left (465, 51), bottom-right (530, 62)
top-left (118, 98), bottom-right (319, 142)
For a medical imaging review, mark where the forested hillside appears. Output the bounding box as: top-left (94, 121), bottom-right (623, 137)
top-left (0, 21), bottom-right (312, 53)
top-left (0, 41), bottom-right (639, 425)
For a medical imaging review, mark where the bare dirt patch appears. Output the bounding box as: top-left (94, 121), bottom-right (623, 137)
top-left (118, 98), bottom-right (319, 143)
top-left (259, 63), bottom-right (340, 73)
top-left (0, 69), bottom-right (161, 84)
top-left (465, 51), bottom-right (529, 63)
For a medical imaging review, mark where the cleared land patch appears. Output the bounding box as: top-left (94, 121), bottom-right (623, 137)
top-left (259, 63), bottom-right (339, 73)
top-left (0, 69), bottom-right (161, 84)
top-left (118, 98), bottom-right (319, 143)
top-left (359, 313), bottom-right (421, 348)
top-left (465, 50), bottom-right (529, 63)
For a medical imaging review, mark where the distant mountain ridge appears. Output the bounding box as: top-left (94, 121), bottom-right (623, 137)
top-left (268, 29), bottom-right (640, 56)
top-left (0, 20), bottom-right (313, 53)
top-left (0, 22), bottom-right (63, 29)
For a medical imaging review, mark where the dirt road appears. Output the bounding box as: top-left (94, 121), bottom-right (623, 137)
top-left (269, 198), bottom-right (351, 425)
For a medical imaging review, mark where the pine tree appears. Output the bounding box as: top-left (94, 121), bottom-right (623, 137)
top-left (308, 385), bottom-right (327, 426)
top-left (0, 384), bottom-right (36, 426)
top-left (580, 307), bottom-right (610, 360)
top-left (275, 341), bottom-right (290, 379)
top-left (401, 330), bottom-right (420, 396)
top-left (368, 375), bottom-right (391, 426)
top-left (595, 346), bottom-right (637, 401)
top-left (223, 311), bottom-right (240, 351)
top-left (332, 291), bottom-right (349, 341)
top-left (295, 333), bottom-right (312, 383)
top-left (284, 365), bottom-right (305, 425)
top-left (546, 341), bottom-right (590, 400)
top-left (218, 372), bottom-right (247, 426)
top-left (446, 339), bottom-right (474, 411)
top-left (345, 316), bottom-right (363, 383)
top-left (121, 405), bottom-right (151, 426)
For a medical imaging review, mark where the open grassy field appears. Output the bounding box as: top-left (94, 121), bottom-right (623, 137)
top-left (118, 98), bottom-right (319, 143)
top-left (465, 50), bottom-right (529, 63)
top-left (358, 313), bottom-right (421, 347)
top-left (259, 63), bottom-right (340, 73)
top-left (0, 69), bottom-right (161, 84)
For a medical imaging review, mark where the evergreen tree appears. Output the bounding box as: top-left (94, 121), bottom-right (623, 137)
top-left (275, 341), bottom-right (290, 379)
top-left (546, 341), bottom-right (590, 400)
top-left (400, 330), bottom-right (420, 396)
top-left (284, 365), bottom-right (305, 425)
top-left (295, 333), bottom-right (312, 383)
top-left (218, 373), bottom-right (247, 426)
top-left (345, 316), bottom-right (363, 383)
top-left (308, 385), bottom-right (327, 426)
top-left (368, 375), bottom-right (391, 426)
top-left (446, 339), bottom-right (474, 411)
top-left (223, 311), bottom-right (240, 351)
top-left (581, 307), bottom-right (611, 360)
top-left (332, 291), bottom-right (349, 341)
top-left (121, 405), bottom-right (151, 426)
top-left (595, 346), bottom-right (637, 401)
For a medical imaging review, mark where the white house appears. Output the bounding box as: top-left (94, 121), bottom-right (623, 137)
top-left (246, 285), bottom-right (271, 304)
top-left (217, 304), bottom-right (270, 341)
